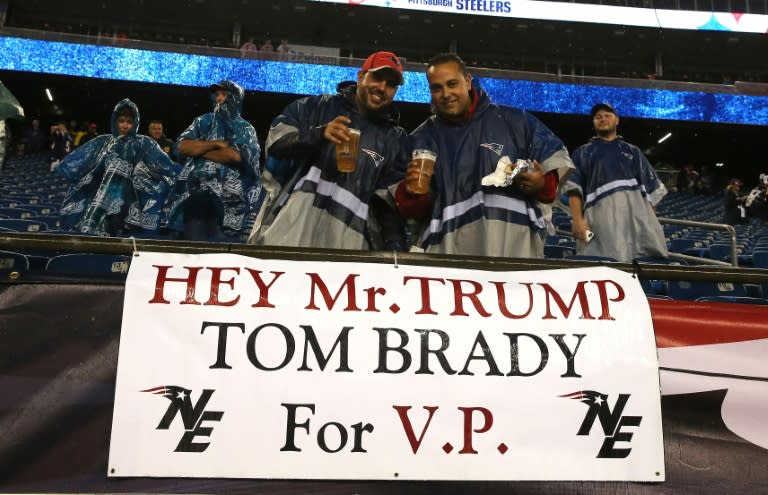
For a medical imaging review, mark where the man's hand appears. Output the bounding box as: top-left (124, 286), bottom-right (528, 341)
top-left (323, 116), bottom-right (353, 144)
top-left (514, 160), bottom-right (545, 195)
top-left (572, 218), bottom-right (592, 242)
top-left (404, 159), bottom-right (427, 195)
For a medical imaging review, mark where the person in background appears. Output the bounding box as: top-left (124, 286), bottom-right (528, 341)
top-left (676, 163), bottom-right (699, 193)
top-left (56, 99), bottom-right (182, 236)
top-left (565, 103), bottom-right (668, 261)
top-left (70, 121), bottom-right (87, 148)
top-left (0, 118), bottom-right (6, 171)
top-left (276, 39), bottom-right (291, 59)
top-left (147, 120), bottom-right (174, 157)
top-left (397, 53), bottom-right (573, 258)
top-left (21, 118), bottom-right (46, 154)
top-left (165, 80), bottom-right (264, 241)
top-left (723, 178), bottom-right (747, 225)
top-left (240, 37), bottom-right (258, 57)
top-left (80, 122), bottom-right (99, 145)
top-left (250, 51), bottom-right (408, 251)
top-left (48, 121), bottom-right (73, 170)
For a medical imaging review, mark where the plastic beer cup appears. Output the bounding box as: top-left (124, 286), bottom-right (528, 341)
top-left (408, 149), bottom-right (437, 194)
top-left (336, 128), bottom-right (361, 172)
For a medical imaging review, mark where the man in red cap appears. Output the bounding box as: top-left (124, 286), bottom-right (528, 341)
top-left (250, 51), bottom-right (408, 251)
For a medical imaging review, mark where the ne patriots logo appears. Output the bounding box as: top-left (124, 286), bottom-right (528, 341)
top-left (561, 390), bottom-right (642, 458)
top-left (362, 148), bottom-right (385, 168)
top-left (142, 385), bottom-right (224, 453)
top-left (479, 143), bottom-right (504, 156)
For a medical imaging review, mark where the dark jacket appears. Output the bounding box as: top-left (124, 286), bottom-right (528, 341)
top-left (252, 82), bottom-right (408, 250)
top-left (409, 83), bottom-right (573, 257)
top-left (153, 135), bottom-right (175, 157)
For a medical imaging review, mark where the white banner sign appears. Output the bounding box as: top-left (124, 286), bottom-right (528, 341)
top-left (109, 252), bottom-right (664, 481)
top-left (306, 0), bottom-right (768, 34)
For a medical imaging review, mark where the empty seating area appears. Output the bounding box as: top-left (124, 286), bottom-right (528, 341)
top-left (0, 153), bottom-right (136, 279)
top-left (657, 192), bottom-right (768, 267)
top-left (0, 155), bottom-right (66, 233)
top-left (546, 191), bottom-right (768, 267)
top-left (539, 193), bottom-right (768, 303)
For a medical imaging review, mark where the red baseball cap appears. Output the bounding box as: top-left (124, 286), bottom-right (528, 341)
top-left (360, 51), bottom-right (404, 85)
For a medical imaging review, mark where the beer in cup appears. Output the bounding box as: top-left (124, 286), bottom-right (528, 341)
top-left (336, 128), bottom-right (361, 173)
top-left (408, 149), bottom-right (437, 194)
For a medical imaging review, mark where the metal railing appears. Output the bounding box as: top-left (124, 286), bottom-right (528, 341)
top-left (658, 217), bottom-right (738, 267)
top-left (2, 232), bottom-right (767, 286)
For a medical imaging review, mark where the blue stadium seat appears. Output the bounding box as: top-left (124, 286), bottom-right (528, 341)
top-left (45, 253), bottom-right (132, 277)
top-left (752, 250), bottom-right (768, 269)
top-left (667, 280), bottom-right (748, 301)
top-left (743, 284), bottom-right (764, 298)
top-left (695, 296), bottom-right (768, 305)
top-left (544, 244), bottom-right (576, 259)
top-left (0, 219), bottom-right (49, 232)
top-left (21, 204), bottom-right (60, 216)
top-left (564, 254), bottom-right (618, 262)
top-left (6, 193), bottom-right (41, 205)
top-left (0, 250), bottom-right (30, 278)
top-left (0, 207), bottom-right (36, 219)
top-left (646, 294), bottom-right (674, 301)
top-left (28, 215), bottom-right (61, 229)
top-left (669, 238), bottom-right (700, 252)
top-left (633, 256), bottom-right (689, 296)
top-left (707, 243), bottom-right (738, 262)
top-left (634, 256), bottom-right (687, 265)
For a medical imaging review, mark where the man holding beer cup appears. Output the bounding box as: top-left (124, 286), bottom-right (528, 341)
top-left (394, 53), bottom-right (574, 258)
top-left (250, 51), bottom-right (409, 251)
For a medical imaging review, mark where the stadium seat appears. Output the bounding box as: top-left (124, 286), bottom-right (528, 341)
top-left (28, 215), bottom-right (61, 229)
top-left (0, 219), bottom-right (49, 232)
top-left (0, 207), bottom-right (36, 219)
top-left (632, 257), bottom-right (688, 296)
top-left (634, 256), bottom-right (687, 266)
top-left (45, 253), bottom-right (132, 277)
top-left (0, 250), bottom-right (30, 278)
top-left (6, 193), bottom-right (41, 205)
top-left (544, 244), bottom-right (576, 259)
top-left (666, 280), bottom-right (747, 301)
top-left (21, 204), bottom-right (60, 216)
top-left (695, 296), bottom-right (768, 305)
top-left (707, 243), bottom-right (736, 262)
top-left (646, 294), bottom-right (673, 301)
top-left (564, 254), bottom-right (618, 262)
top-left (669, 238), bottom-right (700, 253)
top-left (752, 250), bottom-right (768, 269)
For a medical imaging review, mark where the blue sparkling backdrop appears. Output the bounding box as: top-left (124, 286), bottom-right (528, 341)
top-left (2, 35), bottom-right (766, 126)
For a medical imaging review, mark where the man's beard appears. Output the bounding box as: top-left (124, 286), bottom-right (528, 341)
top-left (357, 90), bottom-right (389, 120)
top-left (596, 127), bottom-right (615, 138)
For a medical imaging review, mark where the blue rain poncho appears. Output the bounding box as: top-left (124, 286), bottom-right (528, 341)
top-left (250, 82), bottom-right (408, 250)
top-left (410, 83), bottom-right (574, 258)
top-left (57, 99), bottom-right (182, 235)
top-left (563, 136), bottom-right (668, 261)
top-left (164, 80), bottom-right (264, 235)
